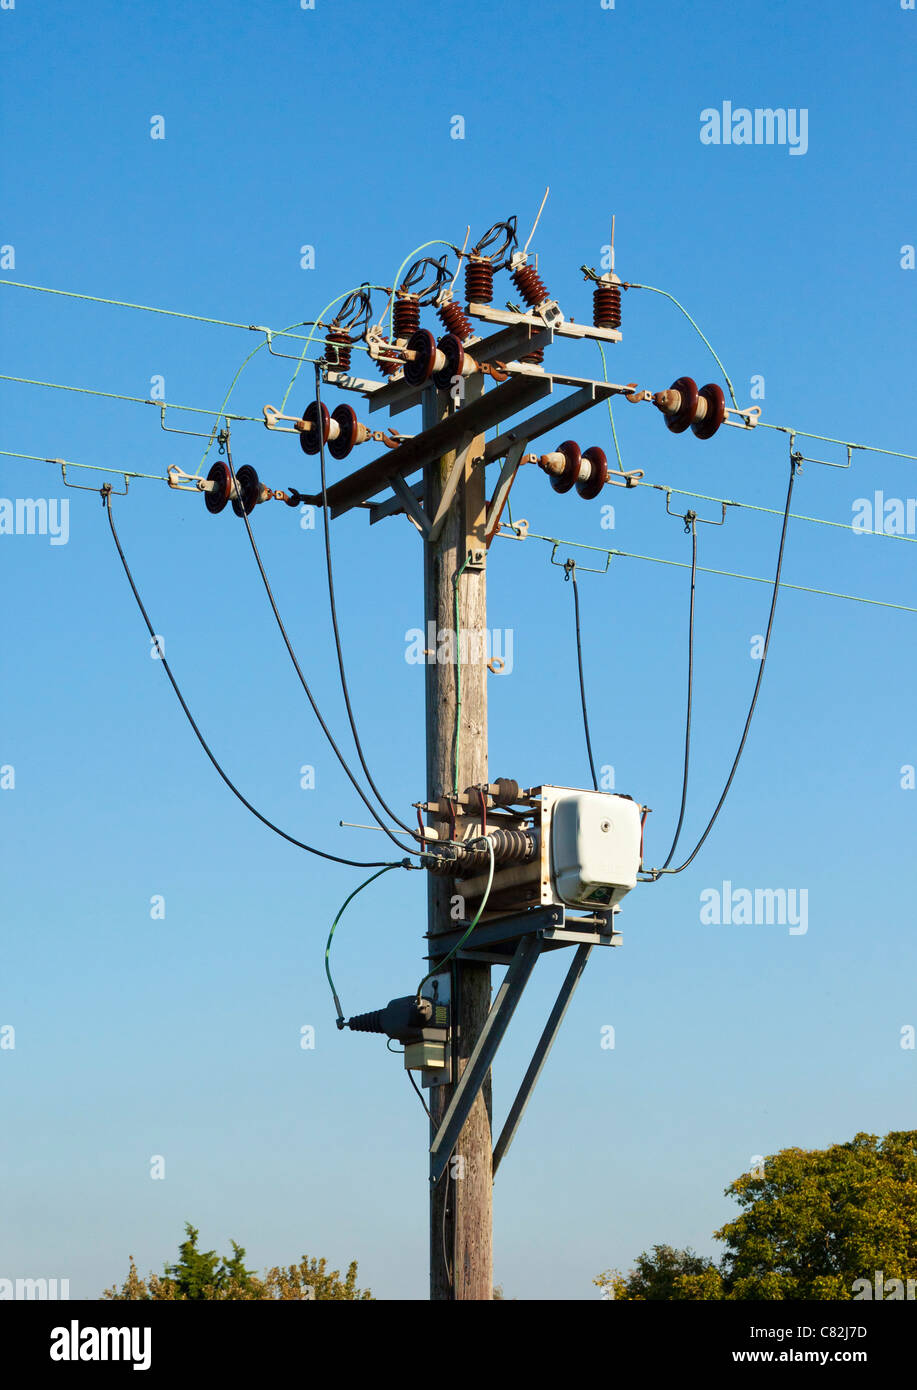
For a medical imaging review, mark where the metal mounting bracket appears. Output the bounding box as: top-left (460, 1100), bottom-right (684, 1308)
top-left (428, 905), bottom-right (617, 1183)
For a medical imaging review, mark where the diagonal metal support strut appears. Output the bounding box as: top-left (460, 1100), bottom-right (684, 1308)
top-left (429, 934), bottom-right (542, 1185)
top-left (492, 943), bottom-right (594, 1177)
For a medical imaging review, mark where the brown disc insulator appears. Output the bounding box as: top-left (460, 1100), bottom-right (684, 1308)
top-left (231, 464), bottom-right (261, 517)
top-left (577, 446), bottom-right (608, 500)
top-left (664, 377), bottom-right (699, 434)
top-left (433, 333), bottom-right (464, 391)
top-left (299, 400), bottom-right (330, 456)
top-left (393, 295), bottom-right (420, 342)
top-left (204, 460), bottom-right (232, 515)
top-left (465, 258), bottom-right (494, 304)
top-left (551, 440), bottom-right (582, 494)
top-left (593, 284), bottom-right (621, 329)
top-left (328, 403), bottom-right (358, 461)
top-left (324, 327), bottom-right (352, 373)
top-left (510, 262), bottom-right (549, 308)
top-left (520, 345), bottom-right (544, 364)
top-left (438, 298), bottom-right (472, 341)
top-left (691, 383), bottom-right (726, 440)
top-left (403, 328), bottom-right (437, 387)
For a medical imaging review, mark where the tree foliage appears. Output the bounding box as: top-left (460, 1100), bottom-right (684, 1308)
top-left (598, 1131), bottom-right (917, 1301)
top-left (103, 1223), bottom-right (372, 1301)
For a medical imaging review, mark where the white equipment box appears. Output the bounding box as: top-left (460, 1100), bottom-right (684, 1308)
top-left (549, 788), bottom-right (642, 909)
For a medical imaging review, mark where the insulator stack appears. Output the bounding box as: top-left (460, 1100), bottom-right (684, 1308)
top-left (465, 258), bottom-right (494, 304)
top-left (653, 377), bottom-right (725, 439)
top-left (375, 339), bottom-right (400, 377)
top-left (510, 261), bottom-right (549, 309)
top-left (324, 327), bottom-right (352, 372)
top-left (593, 283), bottom-right (621, 329)
top-left (520, 344), bottom-right (544, 365)
top-left (438, 298), bottom-right (473, 341)
top-left (393, 295), bottom-right (420, 341)
top-left (534, 441), bottom-right (609, 498)
top-left (203, 461), bottom-right (270, 517)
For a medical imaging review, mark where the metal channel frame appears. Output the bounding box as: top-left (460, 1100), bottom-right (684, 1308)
top-left (428, 906), bottom-right (619, 1184)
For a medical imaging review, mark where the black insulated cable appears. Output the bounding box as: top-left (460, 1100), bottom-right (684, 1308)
top-left (647, 456), bottom-right (798, 878)
top-left (221, 430), bottom-right (417, 859)
top-left (103, 487), bottom-right (403, 870)
top-left (313, 366), bottom-right (418, 844)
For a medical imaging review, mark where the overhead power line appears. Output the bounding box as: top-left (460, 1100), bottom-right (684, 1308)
top-left (499, 526), bottom-right (917, 616)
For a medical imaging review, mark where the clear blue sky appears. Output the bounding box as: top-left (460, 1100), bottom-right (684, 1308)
top-left (1, 0), bottom-right (915, 1300)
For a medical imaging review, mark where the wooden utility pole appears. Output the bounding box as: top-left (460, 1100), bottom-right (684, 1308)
top-left (424, 379), bottom-right (492, 1300)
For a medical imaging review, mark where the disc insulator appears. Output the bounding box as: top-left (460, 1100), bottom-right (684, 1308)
top-left (433, 333), bottom-right (464, 390)
top-left (551, 440), bottom-right (582, 494)
top-left (328, 403), bottom-right (358, 461)
top-left (577, 446), bottom-right (608, 500)
top-left (204, 460), bottom-right (232, 515)
top-left (231, 464), bottom-right (261, 517)
top-left (403, 328), bottom-right (437, 387)
top-left (299, 400), bottom-right (330, 455)
top-left (691, 383), bottom-right (726, 440)
top-left (664, 377), bottom-right (699, 434)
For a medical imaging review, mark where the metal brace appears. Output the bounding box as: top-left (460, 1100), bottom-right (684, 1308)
top-left (58, 461), bottom-right (129, 494)
top-left (549, 541), bottom-right (612, 575)
top-left (663, 489), bottom-right (728, 529)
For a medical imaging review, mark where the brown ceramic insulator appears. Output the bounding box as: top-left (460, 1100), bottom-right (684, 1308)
top-left (376, 340), bottom-right (400, 377)
top-left (691, 383), bottom-right (726, 440)
top-left (433, 333), bottom-right (464, 391)
top-left (328, 403), bottom-right (358, 461)
top-left (231, 464), bottom-right (261, 517)
top-left (593, 284), bottom-right (622, 329)
top-left (550, 440), bottom-right (582, 494)
top-left (510, 262), bottom-right (548, 308)
top-left (577, 446), bottom-right (608, 500)
top-left (663, 377), bottom-right (699, 434)
top-left (520, 345), bottom-right (544, 364)
top-left (465, 258), bottom-right (494, 304)
top-left (403, 328), bottom-right (437, 387)
top-left (393, 295), bottom-right (420, 341)
top-left (204, 460), bottom-right (232, 515)
top-left (438, 298), bottom-right (472, 341)
top-left (324, 327), bottom-right (352, 373)
top-left (299, 400), bottom-right (330, 456)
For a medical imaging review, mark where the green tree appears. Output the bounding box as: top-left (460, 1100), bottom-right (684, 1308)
top-left (595, 1245), bottom-right (716, 1300)
top-left (599, 1130), bottom-right (917, 1301)
top-left (163, 1224), bottom-right (257, 1299)
top-left (103, 1224), bottom-right (372, 1301)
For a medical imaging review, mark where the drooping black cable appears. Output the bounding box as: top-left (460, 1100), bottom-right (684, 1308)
top-left (103, 488), bottom-right (401, 870)
top-left (566, 560), bottom-right (599, 792)
top-left (407, 1068), bottom-right (432, 1121)
top-left (313, 367), bottom-right (418, 841)
top-left (649, 456), bottom-right (798, 878)
top-left (659, 518), bottom-right (697, 870)
top-left (222, 434), bottom-right (417, 859)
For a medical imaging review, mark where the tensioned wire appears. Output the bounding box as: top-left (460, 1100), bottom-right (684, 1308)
top-left (496, 526), bottom-right (917, 615)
